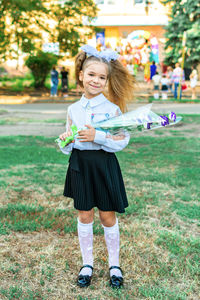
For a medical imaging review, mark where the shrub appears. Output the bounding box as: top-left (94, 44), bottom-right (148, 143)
top-left (10, 79), bottom-right (24, 92)
top-left (25, 51), bottom-right (58, 88)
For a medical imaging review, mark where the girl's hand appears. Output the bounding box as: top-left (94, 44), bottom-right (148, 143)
top-left (77, 125), bottom-right (96, 142)
top-left (59, 131), bottom-right (72, 141)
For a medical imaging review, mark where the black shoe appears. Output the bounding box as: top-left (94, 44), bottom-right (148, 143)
top-left (109, 266), bottom-right (123, 289)
top-left (77, 264), bottom-right (93, 288)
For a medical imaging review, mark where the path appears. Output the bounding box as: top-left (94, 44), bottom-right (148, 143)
top-left (0, 102), bottom-right (200, 137)
top-left (1, 102), bottom-right (200, 114)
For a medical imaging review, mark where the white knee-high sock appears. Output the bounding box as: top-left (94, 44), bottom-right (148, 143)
top-left (103, 218), bottom-right (122, 277)
top-left (77, 219), bottom-right (93, 276)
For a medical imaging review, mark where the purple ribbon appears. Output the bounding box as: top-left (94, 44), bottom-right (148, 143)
top-left (147, 122), bottom-right (152, 130)
top-left (169, 112), bottom-right (176, 122)
top-left (160, 115), bottom-right (169, 126)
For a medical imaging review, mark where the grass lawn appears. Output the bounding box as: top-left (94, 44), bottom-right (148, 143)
top-left (148, 97), bottom-right (200, 103)
top-left (0, 122), bottom-right (199, 299)
top-left (0, 118), bottom-right (65, 125)
top-left (0, 74), bottom-right (76, 93)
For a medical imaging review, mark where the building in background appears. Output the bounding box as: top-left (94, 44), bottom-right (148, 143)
top-left (87, 0), bottom-right (169, 78)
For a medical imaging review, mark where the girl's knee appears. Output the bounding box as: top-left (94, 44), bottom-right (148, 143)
top-left (78, 209), bottom-right (94, 224)
top-left (99, 210), bottom-right (116, 227)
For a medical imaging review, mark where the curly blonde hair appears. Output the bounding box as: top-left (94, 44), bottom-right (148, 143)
top-left (75, 51), bottom-right (135, 113)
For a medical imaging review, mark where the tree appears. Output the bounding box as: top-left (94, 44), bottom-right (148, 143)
top-left (25, 51), bottom-right (58, 88)
top-left (161, 0), bottom-right (200, 67)
top-left (49, 0), bottom-right (98, 57)
top-left (0, 0), bottom-right (98, 64)
top-left (0, 0), bottom-right (49, 64)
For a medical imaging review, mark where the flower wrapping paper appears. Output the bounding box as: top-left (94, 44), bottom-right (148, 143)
top-left (91, 104), bottom-right (181, 134)
top-left (56, 104), bottom-right (182, 148)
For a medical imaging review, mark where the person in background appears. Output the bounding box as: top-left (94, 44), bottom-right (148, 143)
top-left (61, 67), bottom-right (69, 97)
top-left (166, 66), bottom-right (173, 92)
top-left (150, 61), bottom-right (157, 80)
top-left (161, 73), bottom-right (169, 100)
top-left (190, 66), bottom-right (198, 100)
top-left (152, 71), bottom-right (161, 99)
top-left (50, 66), bottom-right (59, 97)
top-left (172, 63), bottom-right (185, 99)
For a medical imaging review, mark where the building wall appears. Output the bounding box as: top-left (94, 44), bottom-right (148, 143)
top-left (93, 0), bottom-right (169, 63)
top-left (95, 0), bottom-right (168, 16)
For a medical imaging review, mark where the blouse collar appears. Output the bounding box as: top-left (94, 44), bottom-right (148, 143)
top-left (80, 93), bottom-right (107, 108)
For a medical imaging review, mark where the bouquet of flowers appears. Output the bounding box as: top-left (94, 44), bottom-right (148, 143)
top-left (56, 104), bottom-right (182, 148)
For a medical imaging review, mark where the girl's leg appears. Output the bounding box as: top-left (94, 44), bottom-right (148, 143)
top-left (77, 209), bottom-right (94, 276)
top-left (99, 210), bottom-right (122, 278)
top-left (192, 87), bottom-right (196, 99)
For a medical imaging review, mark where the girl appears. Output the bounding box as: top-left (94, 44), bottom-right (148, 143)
top-left (160, 73), bottom-right (169, 100)
top-left (190, 67), bottom-right (198, 100)
top-left (59, 45), bottom-right (134, 289)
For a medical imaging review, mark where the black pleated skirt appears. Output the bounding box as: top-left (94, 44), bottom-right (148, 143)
top-left (63, 149), bottom-right (128, 213)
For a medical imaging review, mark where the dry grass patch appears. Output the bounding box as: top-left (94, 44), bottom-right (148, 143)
top-left (0, 221), bottom-right (198, 299)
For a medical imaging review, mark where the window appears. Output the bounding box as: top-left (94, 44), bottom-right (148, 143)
top-left (134, 0), bottom-right (154, 5)
top-left (95, 0), bottom-right (118, 4)
top-left (108, 0), bottom-right (117, 4)
top-left (95, 0), bottom-right (105, 4)
top-left (134, 0), bottom-right (143, 4)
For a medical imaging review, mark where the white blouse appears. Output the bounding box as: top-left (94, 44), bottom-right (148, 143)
top-left (59, 93), bottom-right (130, 155)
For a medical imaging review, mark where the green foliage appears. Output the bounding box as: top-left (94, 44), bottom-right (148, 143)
top-left (0, 0), bottom-right (48, 60)
top-left (51, 0), bottom-right (98, 56)
top-left (0, 0), bottom-right (98, 60)
top-left (10, 79), bottom-right (24, 92)
top-left (161, 0), bottom-right (200, 66)
top-left (0, 73), bottom-right (35, 92)
top-left (25, 51), bottom-right (58, 88)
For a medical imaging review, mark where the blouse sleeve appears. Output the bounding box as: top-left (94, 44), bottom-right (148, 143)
top-left (59, 108), bottom-right (74, 155)
top-left (93, 107), bottom-right (130, 153)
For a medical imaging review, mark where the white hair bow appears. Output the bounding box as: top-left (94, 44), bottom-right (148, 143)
top-left (81, 45), bottom-right (119, 62)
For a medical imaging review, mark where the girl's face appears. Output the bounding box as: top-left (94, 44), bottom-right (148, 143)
top-left (79, 62), bottom-right (108, 99)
